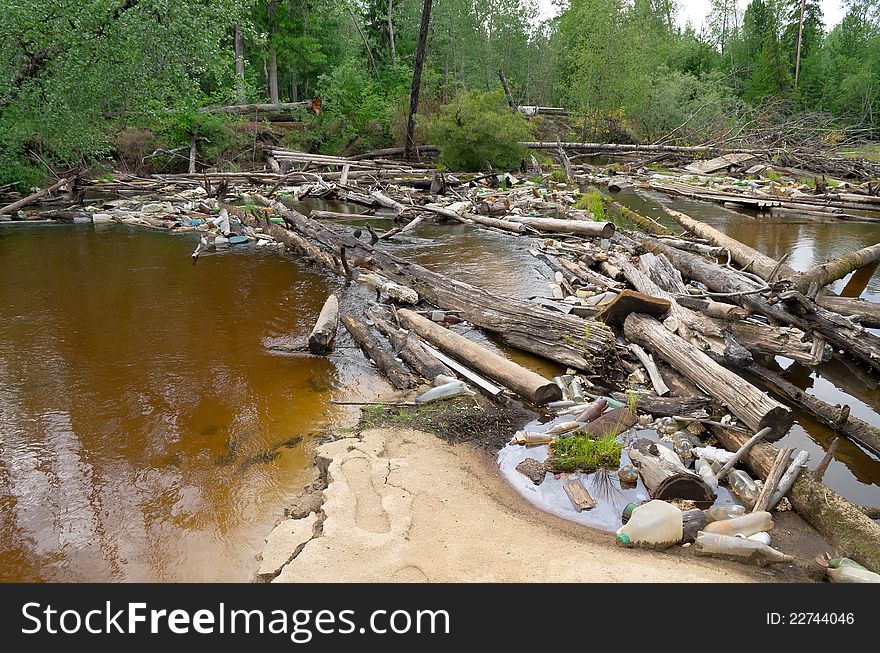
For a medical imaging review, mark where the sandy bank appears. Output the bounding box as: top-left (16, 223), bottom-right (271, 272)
top-left (265, 427), bottom-right (764, 583)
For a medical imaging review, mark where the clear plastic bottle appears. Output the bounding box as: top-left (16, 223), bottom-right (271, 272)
top-left (695, 531), bottom-right (792, 563)
top-left (727, 469), bottom-right (760, 507)
top-left (416, 381), bottom-right (476, 404)
top-left (704, 504), bottom-right (746, 522)
top-left (704, 511), bottom-right (774, 537)
top-left (695, 458), bottom-right (718, 489)
top-left (826, 558), bottom-right (880, 583)
top-left (616, 500), bottom-right (682, 549)
top-left (673, 431), bottom-right (694, 465)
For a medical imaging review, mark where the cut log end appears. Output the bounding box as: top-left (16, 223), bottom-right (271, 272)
top-left (759, 407), bottom-right (795, 442)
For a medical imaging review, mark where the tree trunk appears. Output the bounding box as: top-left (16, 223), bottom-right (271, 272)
top-left (797, 243), bottom-right (880, 292)
top-left (0, 177), bottom-right (71, 215)
top-left (234, 24), bottom-right (245, 103)
top-left (623, 313), bottom-right (793, 439)
top-left (745, 363), bottom-right (880, 456)
top-left (308, 294), bottom-right (339, 354)
top-left (498, 69), bottom-right (515, 109)
top-left (387, 0), bottom-right (396, 67)
top-left (268, 49), bottom-right (279, 104)
top-left (397, 308), bottom-right (561, 405)
top-left (370, 313), bottom-right (452, 381)
top-left (628, 440), bottom-right (714, 502)
top-left (404, 0), bottom-right (433, 160)
top-left (341, 315), bottom-right (414, 390)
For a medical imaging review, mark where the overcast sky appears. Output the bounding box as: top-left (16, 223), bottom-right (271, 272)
top-left (536, 0), bottom-right (847, 31)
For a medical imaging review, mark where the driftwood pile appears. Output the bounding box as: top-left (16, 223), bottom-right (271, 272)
top-left (4, 146), bottom-right (880, 572)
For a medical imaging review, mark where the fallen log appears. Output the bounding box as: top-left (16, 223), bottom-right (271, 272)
top-left (608, 392), bottom-right (715, 417)
top-left (0, 177), bottom-right (71, 215)
top-left (710, 425), bottom-right (880, 571)
top-left (624, 313), bottom-right (793, 439)
top-left (753, 447), bottom-right (793, 513)
top-left (522, 142), bottom-right (760, 155)
top-left (200, 99), bottom-right (320, 115)
top-left (676, 296), bottom-right (748, 321)
top-left (744, 363), bottom-right (880, 456)
top-left (629, 439), bottom-right (714, 502)
top-left (504, 215), bottom-right (615, 238)
top-left (308, 294), bottom-right (339, 354)
top-left (611, 202), bottom-right (671, 236)
top-left (370, 313), bottom-right (453, 381)
top-left (796, 243), bottom-right (880, 291)
top-left (342, 315), bottom-right (415, 390)
top-left (397, 309), bottom-right (561, 405)
top-left (255, 202), bottom-right (618, 372)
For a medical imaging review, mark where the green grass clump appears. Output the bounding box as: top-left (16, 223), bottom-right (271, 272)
top-left (574, 189), bottom-right (606, 220)
top-left (547, 433), bottom-right (622, 472)
top-left (549, 169), bottom-right (569, 183)
top-left (764, 169), bottom-right (782, 182)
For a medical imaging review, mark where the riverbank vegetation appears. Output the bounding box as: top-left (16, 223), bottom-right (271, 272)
top-left (2, 0), bottom-right (880, 190)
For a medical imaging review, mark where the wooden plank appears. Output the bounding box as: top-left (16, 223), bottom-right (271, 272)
top-left (562, 476), bottom-right (596, 511)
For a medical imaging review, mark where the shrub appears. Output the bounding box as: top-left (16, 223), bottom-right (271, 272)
top-left (423, 90), bottom-right (533, 172)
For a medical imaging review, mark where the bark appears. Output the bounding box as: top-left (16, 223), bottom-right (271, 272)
top-left (234, 24), bottom-right (245, 103)
top-left (387, 0), bottom-right (396, 67)
top-left (397, 309), bottom-right (561, 404)
top-left (796, 243), bottom-right (880, 291)
top-left (404, 0), bottom-right (433, 159)
top-left (370, 314), bottom-right (452, 381)
top-left (628, 440), bottom-right (714, 502)
top-left (308, 294), bottom-right (339, 354)
top-left (268, 49), bottom-right (279, 104)
top-left (498, 69), bottom-right (515, 109)
top-left (341, 315), bottom-right (414, 390)
top-left (624, 313), bottom-right (793, 439)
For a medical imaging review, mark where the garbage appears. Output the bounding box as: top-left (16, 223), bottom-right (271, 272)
top-left (415, 380), bottom-right (476, 404)
top-left (825, 557), bottom-right (880, 583)
top-left (727, 469), bottom-right (760, 507)
top-left (704, 505), bottom-right (746, 522)
top-left (511, 431), bottom-right (554, 446)
top-left (703, 511), bottom-right (774, 537)
top-left (694, 531), bottom-right (793, 565)
top-left (682, 508), bottom-right (709, 543)
top-left (695, 457), bottom-right (718, 489)
top-left (672, 431), bottom-right (694, 465)
top-left (432, 374), bottom-right (458, 386)
top-left (575, 397), bottom-right (607, 423)
top-left (228, 235), bottom-right (250, 245)
top-left (616, 499), bottom-right (682, 549)
top-left (738, 532), bottom-right (772, 546)
top-left (545, 421), bottom-right (582, 436)
top-left (693, 446), bottom-right (736, 466)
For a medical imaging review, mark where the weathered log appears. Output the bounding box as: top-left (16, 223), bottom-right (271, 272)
top-left (813, 295), bottom-right (880, 328)
top-left (200, 99), bottom-right (320, 115)
top-left (370, 313), bottom-right (453, 381)
top-left (397, 309), bottom-right (560, 405)
top-left (676, 296), bottom-right (748, 321)
top-left (627, 344), bottom-right (669, 396)
top-left (624, 313), bottom-right (793, 439)
top-left (258, 202), bottom-right (618, 372)
top-left (0, 177), bottom-right (71, 215)
top-left (522, 141), bottom-right (760, 155)
top-left (608, 392), bottom-right (715, 417)
top-left (370, 190), bottom-right (406, 214)
top-left (655, 237), bottom-right (727, 258)
top-left (745, 363), bottom-right (880, 456)
top-left (752, 447), bottom-right (792, 513)
top-left (710, 425), bottom-right (880, 570)
top-left (595, 289), bottom-right (670, 325)
top-left (629, 439), bottom-right (714, 502)
top-left (797, 243), bottom-right (880, 291)
top-left (504, 215), bottom-right (615, 238)
top-left (716, 427), bottom-right (773, 479)
top-left (611, 201), bottom-right (671, 235)
top-left (308, 294), bottom-right (339, 353)
top-left (341, 315), bottom-right (415, 390)
top-left (813, 437), bottom-right (840, 481)
top-left (643, 237), bottom-right (880, 373)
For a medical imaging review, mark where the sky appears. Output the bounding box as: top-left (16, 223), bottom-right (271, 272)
top-left (536, 0), bottom-right (848, 30)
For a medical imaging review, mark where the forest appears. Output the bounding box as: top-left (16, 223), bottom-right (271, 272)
top-left (1, 0), bottom-right (880, 190)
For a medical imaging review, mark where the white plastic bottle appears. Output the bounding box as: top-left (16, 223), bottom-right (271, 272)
top-left (704, 504), bottom-right (746, 522)
top-left (695, 531), bottom-right (793, 564)
top-left (695, 458), bottom-right (718, 489)
top-left (704, 511), bottom-right (774, 537)
top-left (616, 500), bottom-right (682, 549)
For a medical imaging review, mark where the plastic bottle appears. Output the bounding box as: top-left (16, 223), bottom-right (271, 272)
top-left (693, 446), bottom-right (735, 466)
top-left (704, 505), bottom-right (746, 523)
top-left (704, 511), bottom-right (774, 537)
top-left (576, 398), bottom-right (607, 423)
top-left (727, 469), bottom-right (760, 507)
top-left (695, 458), bottom-right (719, 489)
top-left (433, 374), bottom-right (458, 387)
top-left (673, 431), bottom-right (694, 465)
top-left (694, 531), bottom-right (793, 564)
top-left (616, 500), bottom-right (682, 549)
top-left (415, 381), bottom-right (476, 404)
top-left (826, 558), bottom-right (880, 583)
top-left (738, 532), bottom-right (772, 546)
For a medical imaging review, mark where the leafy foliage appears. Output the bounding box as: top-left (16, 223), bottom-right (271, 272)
top-left (423, 90), bottom-right (533, 171)
top-left (548, 433), bottom-right (622, 473)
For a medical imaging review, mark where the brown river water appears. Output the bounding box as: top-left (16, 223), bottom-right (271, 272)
top-left (0, 224), bottom-right (337, 581)
top-left (1, 189), bottom-right (878, 581)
